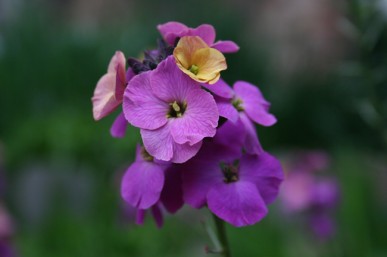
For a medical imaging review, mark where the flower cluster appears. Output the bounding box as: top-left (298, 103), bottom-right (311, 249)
top-left (279, 151), bottom-right (340, 239)
top-left (92, 21), bottom-right (284, 227)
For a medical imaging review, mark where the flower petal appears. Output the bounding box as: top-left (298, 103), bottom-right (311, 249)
top-left (189, 24), bottom-right (216, 45)
top-left (239, 112), bottom-right (263, 155)
top-left (123, 71), bottom-right (169, 130)
top-left (121, 161), bottom-right (165, 209)
top-left (141, 124), bottom-right (202, 163)
top-left (201, 78), bottom-right (234, 99)
top-left (110, 112), bottom-right (128, 138)
top-left (213, 119), bottom-right (245, 152)
top-left (215, 96), bottom-right (239, 123)
top-left (170, 88), bottom-right (218, 145)
top-left (207, 181), bottom-right (268, 227)
top-left (160, 165), bottom-right (184, 213)
top-left (234, 81), bottom-right (277, 126)
top-left (157, 21), bottom-right (189, 45)
top-left (92, 73), bottom-right (120, 120)
top-left (151, 204), bottom-right (164, 228)
top-left (239, 152), bottom-right (284, 205)
top-left (108, 51), bottom-right (126, 73)
top-left (212, 40), bottom-right (240, 53)
top-left (193, 48), bottom-right (227, 84)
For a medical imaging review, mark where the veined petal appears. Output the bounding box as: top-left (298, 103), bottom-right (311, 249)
top-left (174, 36), bottom-right (208, 70)
top-left (207, 181), bottom-right (268, 227)
top-left (193, 48), bottom-right (227, 84)
top-left (212, 40), bottom-right (240, 53)
top-left (92, 73), bottom-right (120, 120)
top-left (170, 88), bottom-right (218, 145)
top-left (121, 161), bottom-right (165, 209)
top-left (234, 81), bottom-right (277, 127)
top-left (123, 71), bottom-right (169, 130)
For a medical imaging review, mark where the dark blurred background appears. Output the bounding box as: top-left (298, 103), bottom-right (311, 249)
top-left (0, 0), bottom-right (386, 256)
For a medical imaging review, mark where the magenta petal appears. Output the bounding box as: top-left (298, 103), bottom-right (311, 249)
top-left (141, 124), bottom-right (202, 163)
top-left (214, 119), bottom-right (246, 151)
top-left (234, 81), bottom-right (277, 127)
top-left (121, 161), bottom-right (165, 209)
top-left (157, 21), bottom-right (188, 45)
top-left (136, 209), bottom-right (146, 225)
top-left (202, 79), bottom-right (234, 99)
top-left (110, 112), bottom-right (128, 138)
top-left (123, 71), bottom-right (168, 130)
top-left (207, 181), bottom-right (268, 227)
top-left (150, 56), bottom-right (202, 102)
top-left (212, 40), bottom-right (240, 53)
top-left (215, 96), bottom-right (239, 123)
top-left (151, 204), bottom-right (164, 228)
top-left (170, 90), bottom-right (218, 145)
top-left (239, 152), bottom-right (284, 205)
top-left (239, 113), bottom-right (263, 155)
top-left (189, 24), bottom-right (216, 45)
top-left (160, 166), bottom-right (183, 213)
top-left (182, 161), bottom-right (221, 208)
top-left (92, 73), bottom-right (120, 120)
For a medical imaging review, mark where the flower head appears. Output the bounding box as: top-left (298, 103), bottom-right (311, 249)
top-left (182, 121), bottom-right (284, 227)
top-left (123, 56), bottom-right (219, 163)
top-left (173, 36), bottom-right (227, 84)
top-left (157, 21), bottom-right (240, 53)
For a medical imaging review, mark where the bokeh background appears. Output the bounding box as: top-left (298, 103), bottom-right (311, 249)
top-left (1, 0), bottom-right (387, 256)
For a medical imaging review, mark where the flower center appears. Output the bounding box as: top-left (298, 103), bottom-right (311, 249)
top-left (232, 98), bottom-right (244, 112)
top-left (141, 147), bottom-right (154, 162)
top-left (220, 161), bottom-right (239, 183)
top-left (188, 64), bottom-right (199, 75)
top-left (167, 100), bottom-right (187, 118)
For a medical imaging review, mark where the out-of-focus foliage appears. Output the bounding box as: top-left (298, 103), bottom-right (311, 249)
top-left (0, 0), bottom-right (386, 256)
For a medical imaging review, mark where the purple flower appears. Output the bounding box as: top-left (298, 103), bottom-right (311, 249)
top-left (121, 145), bottom-right (183, 226)
top-left (157, 21), bottom-right (240, 53)
top-left (182, 121), bottom-right (284, 227)
top-left (213, 80), bottom-right (277, 154)
top-left (123, 56), bottom-right (219, 163)
top-left (279, 151), bottom-right (340, 239)
top-left (0, 204), bottom-right (14, 257)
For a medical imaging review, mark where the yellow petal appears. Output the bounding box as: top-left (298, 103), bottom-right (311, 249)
top-left (192, 48), bottom-right (227, 84)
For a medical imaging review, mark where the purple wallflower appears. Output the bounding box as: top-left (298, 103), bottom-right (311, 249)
top-left (123, 56), bottom-right (219, 163)
top-left (212, 80), bottom-right (277, 154)
top-left (279, 151), bottom-right (340, 239)
top-left (182, 121), bottom-right (284, 227)
top-left (121, 145), bottom-right (183, 227)
top-left (157, 21), bottom-right (240, 53)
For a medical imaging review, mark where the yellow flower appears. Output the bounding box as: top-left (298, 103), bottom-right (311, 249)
top-left (173, 36), bottom-right (227, 84)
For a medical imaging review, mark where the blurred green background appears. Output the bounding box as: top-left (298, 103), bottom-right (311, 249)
top-left (0, 0), bottom-right (387, 256)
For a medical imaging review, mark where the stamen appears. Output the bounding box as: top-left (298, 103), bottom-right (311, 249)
top-left (189, 64), bottom-right (199, 75)
top-left (232, 98), bottom-right (244, 112)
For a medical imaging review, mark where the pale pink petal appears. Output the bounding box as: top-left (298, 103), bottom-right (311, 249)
top-left (234, 81), bottom-right (277, 127)
top-left (201, 78), bottom-right (234, 99)
top-left (207, 181), bottom-right (268, 227)
top-left (110, 112), bottom-right (128, 138)
top-left (107, 51), bottom-right (126, 73)
top-left (123, 72), bottom-right (169, 130)
top-left (212, 40), bottom-right (240, 53)
top-left (92, 73), bottom-right (120, 120)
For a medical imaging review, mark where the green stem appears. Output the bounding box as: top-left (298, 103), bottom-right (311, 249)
top-left (212, 214), bottom-right (232, 257)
